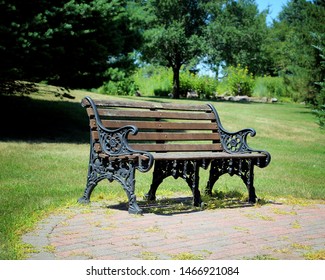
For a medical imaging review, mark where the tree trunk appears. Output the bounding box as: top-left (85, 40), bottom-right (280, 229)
top-left (172, 66), bottom-right (181, 99)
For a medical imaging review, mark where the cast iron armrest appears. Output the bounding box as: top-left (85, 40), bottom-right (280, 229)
top-left (208, 104), bottom-right (271, 167)
top-left (84, 96), bottom-right (154, 172)
top-left (97, 124), bottom-right (154, 172)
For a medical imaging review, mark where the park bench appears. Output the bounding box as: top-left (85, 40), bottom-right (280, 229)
top-left (78, 96), bottom-right (271, 214)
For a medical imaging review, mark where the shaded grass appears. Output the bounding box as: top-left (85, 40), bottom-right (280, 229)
top-left (0, 86), bottom-right (325, 259)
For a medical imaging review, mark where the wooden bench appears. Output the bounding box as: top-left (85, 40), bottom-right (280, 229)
top-left (78, 96), bottom-right (271, 214)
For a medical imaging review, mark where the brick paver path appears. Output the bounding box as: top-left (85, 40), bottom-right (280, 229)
top-left (23, 199), bottom-right (325, 260)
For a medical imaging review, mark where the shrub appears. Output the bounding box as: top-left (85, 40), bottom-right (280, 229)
top-left (154, 88), bottom-right (170, 97)
top-left (179, 72), bottom-right (218, 99)
top-left (133, 65), bottom-right (172, 96)
top-left (99, 68), bottom-right (138, 96)
top-left (195, 75), bottom-right (218, 99)
top-left (225, 65), bottom-right (255, 97)
top-left (133, 65), bottom-right (218, 98)
top-left (312, 43), bottom-right (325, 128)
top-left (179, 72), bottom-right (193, 96)
top-left (254, 76), bottom-right (286, 99)
top-left (281, 66), bottom-right (311, 102)
top-left (313, 78), bottom-right (325, 128)
top-left (313, 105), bottom-right (325, 128)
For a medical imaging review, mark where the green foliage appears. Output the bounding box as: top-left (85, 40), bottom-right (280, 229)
top-left (99, 68), bottom-right (138, 96)
top-left (132, 65), bottom-right (218, 98)
top-left (133, 65), bottom-right (172, 96)
top-left (203, 0), bottom-right (269, 76)
top-left (312, 40), bottom-right (325, 128)
top-left (179, 72), bottom-right (218, 99)
top-left (254, 76), bottom-right (287, 100)
top-left (266, 0), bottom-right (325, 104)
top-left (313, 105), bottom-right (325, 128)
top-left (223, 65), bottom-right (255, 96)
top-left (1, 0), bottom-right (323, 107)
top-left (313, 75), bottom-right (325, 127)
top-left (281, 66), bottom-right (313, 102)
top-left (0, 0), bottom-right (141, 89)
top-left (139, 0), bottom-right (206, 98)
top-left (304, 250), bottom-right (325, 260)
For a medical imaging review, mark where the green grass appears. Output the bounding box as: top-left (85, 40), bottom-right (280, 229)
top-left (0, 86), bottom-right (325, 259)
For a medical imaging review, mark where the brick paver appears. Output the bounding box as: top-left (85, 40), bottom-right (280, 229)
top-left (22, 199), bottom-right (325, 260)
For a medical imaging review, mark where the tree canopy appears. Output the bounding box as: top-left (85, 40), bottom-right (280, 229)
top-left (203, 0), bottom-right (269, 77)
top-left (0, 0), bottom-right (324, 104)
top-left (138, 0), bottom-right (207, 98)
top-left (0, 0), bottom-right (141, 88)
top-left (265, 0), bottom-right (325, 102)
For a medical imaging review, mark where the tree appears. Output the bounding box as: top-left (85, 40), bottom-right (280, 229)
top-left (0, 0), bottom-right (141, 90)
top-left (266, 0), bottom-right (325, 102)
top-left (203, 0), bottom-right (269, 77)
top-left (139, 0), bottom-right (207, 99)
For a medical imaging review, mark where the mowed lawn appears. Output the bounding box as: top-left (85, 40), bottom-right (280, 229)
top-left (0, 89), bottom-right (324, 259)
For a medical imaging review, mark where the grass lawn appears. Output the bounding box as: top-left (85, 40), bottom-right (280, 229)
top-left (0, 87), bottom-right (324, 259)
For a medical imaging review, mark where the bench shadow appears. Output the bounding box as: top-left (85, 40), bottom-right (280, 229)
top-left (106, 191), bottom-right (281, 216)
top-left (140, 197), bottom-right (202, 215)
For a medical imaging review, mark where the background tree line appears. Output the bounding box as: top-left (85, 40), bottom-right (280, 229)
top-left (1, 0), bottom-right (324, 112)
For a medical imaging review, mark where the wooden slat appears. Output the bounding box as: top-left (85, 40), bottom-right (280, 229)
top-left (153, 152), bottom-right (267, 161)
top-left (94, 143), bottom-right (101, 153)
top-left (97, 151), bottom-right (266, 161)
top-left (94, 143), bottom-right (223, 153)
top-left (98, 153), bottom-right (150, 161)
top-left (130, 143), bottom-right (223, 152)
top-left (83, 98), bottom-right (210, 111)
top-left (94, 108), bottom-right (215, 120)
top-left (91, 119), bottom-right (218, 131)
top-left (130, 132), bottom-right (220, 141)
top-left (91, 131), bottom-right (220, 141)
top-left (86, 107), bottom-right (95, 117)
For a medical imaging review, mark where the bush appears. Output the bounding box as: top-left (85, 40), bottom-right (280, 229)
top-left (225, 65), bottom-right (255, 97)
top-left (254, 76), bottom-right (286, 99)
top-left (195, 75), bottom-right (218, 99)
top-left (313, 105), bottom-right (325, 128)
top-left (133, 65), bottom-right (172, 96)
top-left (180, 72), bottom-right (218, 99)
top-left (281, 66), bottom-right (312, 102)
top-left (133, 65), bottom-right (218, 98)
top-left (99, 68), bottom-right (138, 96)
top-left (154, 88), bottom-right (170, 97)
top-left (313, 79), bottom-right (325, 128)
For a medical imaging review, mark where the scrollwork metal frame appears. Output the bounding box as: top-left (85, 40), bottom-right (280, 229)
top-left (146, 159), bottom-right (206, 207)
top-left (204, 104), bottom-right (271, 202)
top-left (78, 97), bottom-right (154, 214)
top-left (207, 104), bottom-right (271, 166)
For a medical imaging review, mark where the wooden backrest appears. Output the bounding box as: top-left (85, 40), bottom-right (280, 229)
top-left (82, 97), bottom-right (223, 153)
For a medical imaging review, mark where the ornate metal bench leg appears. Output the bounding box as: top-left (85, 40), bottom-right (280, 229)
top-left (78, 181), bottom-right (97, 204)
top-left (240, 160), bottom-right (256, 203)
top-left (184, 161), bottom-right (202, 207)
top-left (78, 148), bottom-right (101, 204)
top-left (145, 161), bottom-right (166, 201)
top-left (126, 193), bottom-right (142, 214)
top-left (205, 160), bottom-right (222, 196)
top-left (79, 146), bottom-right (143, 214)
top-left (207, 159), bottom-right (257, 203)
top-left (115, 161), bottom-right (142, 214)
